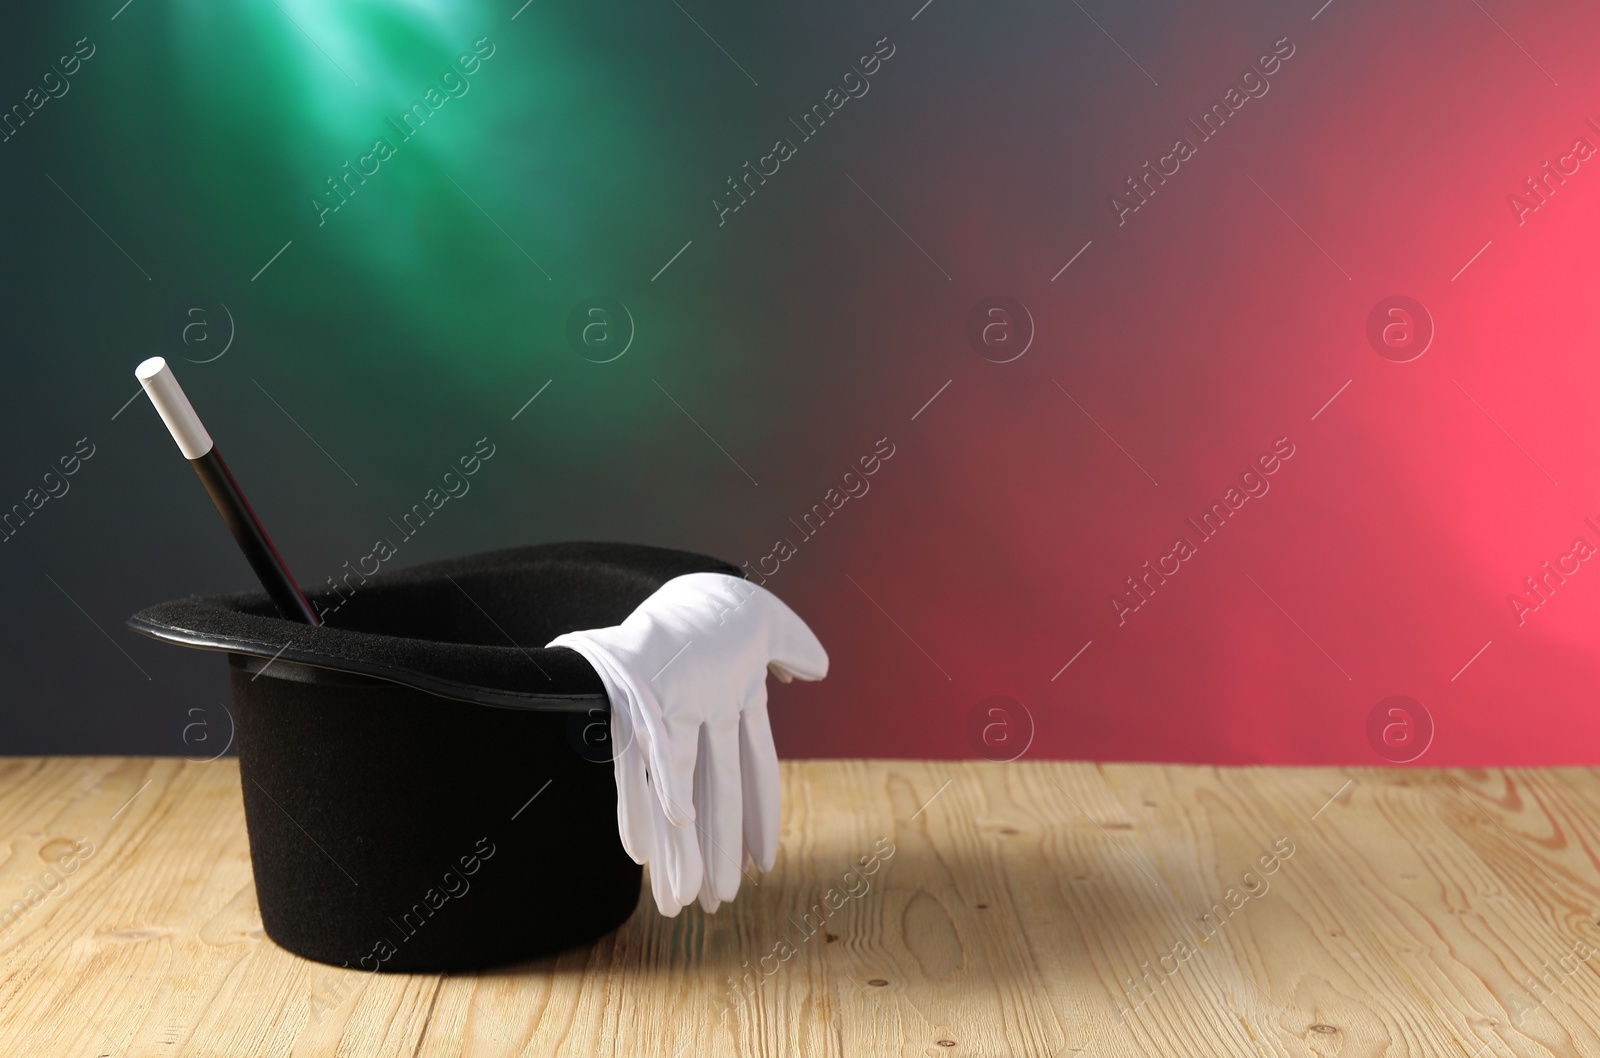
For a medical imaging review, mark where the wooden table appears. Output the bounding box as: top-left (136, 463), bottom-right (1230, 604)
top-left (3, 758), bottom-right (1599, 1056)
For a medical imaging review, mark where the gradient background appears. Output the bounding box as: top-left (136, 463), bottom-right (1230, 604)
top-left (2, 0), bottom-right (1597, 766)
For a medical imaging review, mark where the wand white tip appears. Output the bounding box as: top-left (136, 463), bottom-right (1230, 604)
top-left (136, 356), bottom-right (213, 459)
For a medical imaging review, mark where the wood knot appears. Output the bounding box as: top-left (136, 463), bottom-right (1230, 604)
top-left (39, 837), bottom-right (79, 862)
top-left (1310, 1024), bottom-right (1338, 1034)
top-left (867, 979), bottom-right (889, 987)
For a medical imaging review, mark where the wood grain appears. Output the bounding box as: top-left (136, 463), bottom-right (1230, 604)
top-left (2, 758), bottom-right (1599, 1056)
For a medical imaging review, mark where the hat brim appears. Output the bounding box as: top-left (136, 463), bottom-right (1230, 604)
top-left (127, 540), bottom-right (743, 711)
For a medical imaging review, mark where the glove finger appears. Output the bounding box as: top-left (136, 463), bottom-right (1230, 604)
top-left (642, 748), bottom-right (701, 912)
top-left (660, 802), bottom-right (703, 910)
top-left (760, 593), bottom-right (829, 682)
top-left (698, 727), bottom-right (727, 912)
top-left (613, 706), bottom-right (656, 865)
top-left (650, 712), bottom-right (703, 830)
top-left (648, 850), bottom-right (681, 917)
top-left (640, 712), bottom-right (702, 909)
top-left (696, 716), bottom-right (745, 905)
top-left (583, 650), bottom-right (654, 865)
top-left (739, 681), bottom-right (782, 872)
top-left (643, 774), bottom-right (688, 915)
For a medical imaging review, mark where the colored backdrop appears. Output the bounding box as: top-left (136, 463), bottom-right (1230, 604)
top-left (3, 0), bottom-right (1598, 766)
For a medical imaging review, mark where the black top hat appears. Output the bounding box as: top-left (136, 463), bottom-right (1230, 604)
top-left (129, 541), bottom-right (743, 972)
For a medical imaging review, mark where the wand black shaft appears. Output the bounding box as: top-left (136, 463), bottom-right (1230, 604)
top-left (189, 447), bottom-right (321, 625)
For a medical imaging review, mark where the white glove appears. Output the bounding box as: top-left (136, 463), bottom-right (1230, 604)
top-left (548, 572), bottom-right (828, 916)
